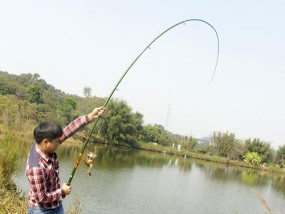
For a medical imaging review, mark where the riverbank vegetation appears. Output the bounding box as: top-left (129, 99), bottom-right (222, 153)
top-left (1, 71), bottom-right (285, 212)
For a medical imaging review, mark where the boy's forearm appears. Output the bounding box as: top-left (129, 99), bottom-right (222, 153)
top-left (60, 115), bottom-right (90, 143)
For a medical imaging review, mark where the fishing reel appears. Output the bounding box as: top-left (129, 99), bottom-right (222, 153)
top-left (84, 152), bottom-right (97, 176)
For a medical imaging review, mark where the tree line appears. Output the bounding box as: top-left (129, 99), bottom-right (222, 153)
top-left (1, 71), bottom-right (285, 168)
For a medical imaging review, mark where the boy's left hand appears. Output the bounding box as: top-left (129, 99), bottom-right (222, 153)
top-left (88, 106), bottom-right (106, 121)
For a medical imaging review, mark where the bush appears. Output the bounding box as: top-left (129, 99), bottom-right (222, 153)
top-left (0, 136), bottom-right (28, 213)
top-left (243, 152), bottom-right (262, 166)
top-left (0, 136), bottom-right (22, 184)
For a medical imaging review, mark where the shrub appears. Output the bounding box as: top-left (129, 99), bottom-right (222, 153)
top-left (243, 152), bottom-right (262, 166)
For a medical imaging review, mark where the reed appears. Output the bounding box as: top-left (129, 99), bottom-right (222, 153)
top-left (254, 191), bottom-right (281, 214)
top-left (0, 135), bottom-right (29, 213)
top-left (0, 136), bottom-right (22, 184)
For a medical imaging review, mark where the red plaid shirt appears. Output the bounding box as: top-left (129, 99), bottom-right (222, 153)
top-left (26, 115), bottom-right (90, 209)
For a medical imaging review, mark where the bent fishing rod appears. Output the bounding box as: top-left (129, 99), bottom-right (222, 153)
top-left (65, 18), bottom-right (220, 188)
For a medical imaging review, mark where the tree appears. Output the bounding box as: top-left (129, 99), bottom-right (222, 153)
top-left (100, 100), bottom-right (143, 145)
top-left (32, 73), bottom-right (40, 81)
top-left (276, 145), bottom-right (285, 167)
top-left (83, 87), bottom-right (92, 98)
top-left (27, 83), bottom-right (43, 104)
top-left (0, 77), bottom-right (17, 95)
top-left (0, 95), bottom-right (20, 127)
top-left (143, 124), bottom-right (172, 146)
top-left (211, 131), bottom-right (243, 159)
top-left (244, 138), bottom-right (273, 163)
top-left (60, 96), bottom-right (78, 123)
top-left (172, 135), bottom-right (197, 151)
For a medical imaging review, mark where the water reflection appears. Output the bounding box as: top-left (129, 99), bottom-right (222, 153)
top-left (15, 143), bottom-right (285, 213)
top-left (58, 143), bottom-right (193, 171)
top-left (57, 143), bottom-right (285, 196)
top-left (271, 173), bottom-right (285, 197)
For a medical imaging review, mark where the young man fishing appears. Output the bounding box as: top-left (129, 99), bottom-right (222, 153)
top-left (26, 106), bottom-right (106, 214)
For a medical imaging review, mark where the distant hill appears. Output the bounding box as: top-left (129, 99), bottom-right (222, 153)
top-left (0, 71), bottom-right (104, 124)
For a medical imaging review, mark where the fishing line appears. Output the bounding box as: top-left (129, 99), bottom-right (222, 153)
top-left (65, 18), bottom-right (220, 189)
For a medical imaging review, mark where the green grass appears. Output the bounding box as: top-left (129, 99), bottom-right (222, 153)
top-left (0, 180), bottom-right (27, 213)
top-left (0, 135), bottom-right (29, 213)
top-left (0, 136), bottom-right (26, 184)
top-left (0, 128), bottom-right (83, 213)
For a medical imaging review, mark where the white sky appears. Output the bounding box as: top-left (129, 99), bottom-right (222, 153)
top-left (0, 1), bottom-right (285, 149)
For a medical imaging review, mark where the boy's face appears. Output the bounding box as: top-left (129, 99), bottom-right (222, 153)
top-left (44, 137), bottom-right (60, 154)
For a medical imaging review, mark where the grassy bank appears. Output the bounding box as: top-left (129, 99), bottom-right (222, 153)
top-left (0, 134), bottom-right (30, 213)
top-left (0, 128), bottom-right (83, 213)
top-left (133, 141), bottom-right (284, 174)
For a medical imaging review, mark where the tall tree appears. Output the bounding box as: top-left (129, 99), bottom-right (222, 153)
top-left (244, 138), bottom-right (273, 163)
top-left (100, 100), bottom-right (143, 145)
top-left (60, 96), bottom-right (78, 123)
top-left (27, 83), bottom-right (43, 104)
top-left (276, 145), bottom-right (285, 167)
top-left (143, 124), bottom-right (172, 146)
top-left (83, 87), bottom-right (92, 98)
top-left (211, 131), bottom-right (243, 159)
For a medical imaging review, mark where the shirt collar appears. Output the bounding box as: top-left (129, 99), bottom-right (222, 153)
top-left (35, 143), bottom-right (52, 162)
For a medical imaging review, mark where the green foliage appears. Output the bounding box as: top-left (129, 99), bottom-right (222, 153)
top-left (0, 185), bottom-right (27, 214)
top-left (0, 132), bottom-right (30, 185)
top-left (245, 138), bottom-right (273, 163)
top-left (0, 71), bottom-right (284, 169)
top-left (143, 124), bottom-right (173, 146)
top-left (27, 83), bottom-right (43, 104)
top-left (42, 89), bottom-right (64, 109)
top-left (0, 75), bottom-right (27, 99)
top-left (34, 103), bottom-right (60, 122)
top-left (0, 137), bottom-right (21, 184)
top-left (212, 132), bottom-right (244, 159)
top-left (172, 135), bottom-right (197, 151)
top-left (276, 145), bottom-right (285, 167)
top-left (195, 144), bottom-right (212, 155)
top-left (243, 152), bottom-right (262, 166)
top-left (83, 86), bottom-right (92, 98)
top-left (0, 71), bottom-right (67, 119)
top-left (100, 100), bottom-right (143, 145)
top-left (59, 96), bottom-right (78, 124)
top-left (0, 112), bottom-right (34, 213)
top-left (0, 77), bottom-right (18, 95)
top-left (0, 96), bottom-right (20, 127)
top-left (76, 96), bottom-right (105, 115)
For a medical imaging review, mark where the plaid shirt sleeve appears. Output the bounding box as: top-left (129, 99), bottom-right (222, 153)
top-left (59, 115), bottom-right (91, 143)
top-left (28, 167), bottom-right (62, 203)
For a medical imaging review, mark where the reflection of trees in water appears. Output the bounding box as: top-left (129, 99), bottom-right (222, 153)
top-left (57, 143), bottom-right (285, 196)
top-left (94, 145), bottom-right (193, 171)
top-left (195, 161), bottom-right (278, 189)
top-left (271, 174), bottom-right (285, 197)
top-left (57, 143), bottom-right (82, 160)
top-left (196, 162), bottom-right (285, 196)
top-left (239, 170), bottom-right (268, 186)
top-left (57, 143), bottom-right (193, 172)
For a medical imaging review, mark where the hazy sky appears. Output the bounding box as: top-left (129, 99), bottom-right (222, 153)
top-left (1, 1), bottom-right (285, 148)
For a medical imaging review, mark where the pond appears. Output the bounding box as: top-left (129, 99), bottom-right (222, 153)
top-left (15, 143), bottom-right (285, 213)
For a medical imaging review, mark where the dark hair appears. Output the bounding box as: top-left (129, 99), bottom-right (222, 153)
top-left (33, 122), bottom-right (63, 144)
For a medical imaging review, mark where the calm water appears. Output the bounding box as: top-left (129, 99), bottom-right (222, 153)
top-left (15, 144), bottom-right (285, 214)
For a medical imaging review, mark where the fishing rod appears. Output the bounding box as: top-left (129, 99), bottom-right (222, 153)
top-left (65, 18), bottom-right (220, 189)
